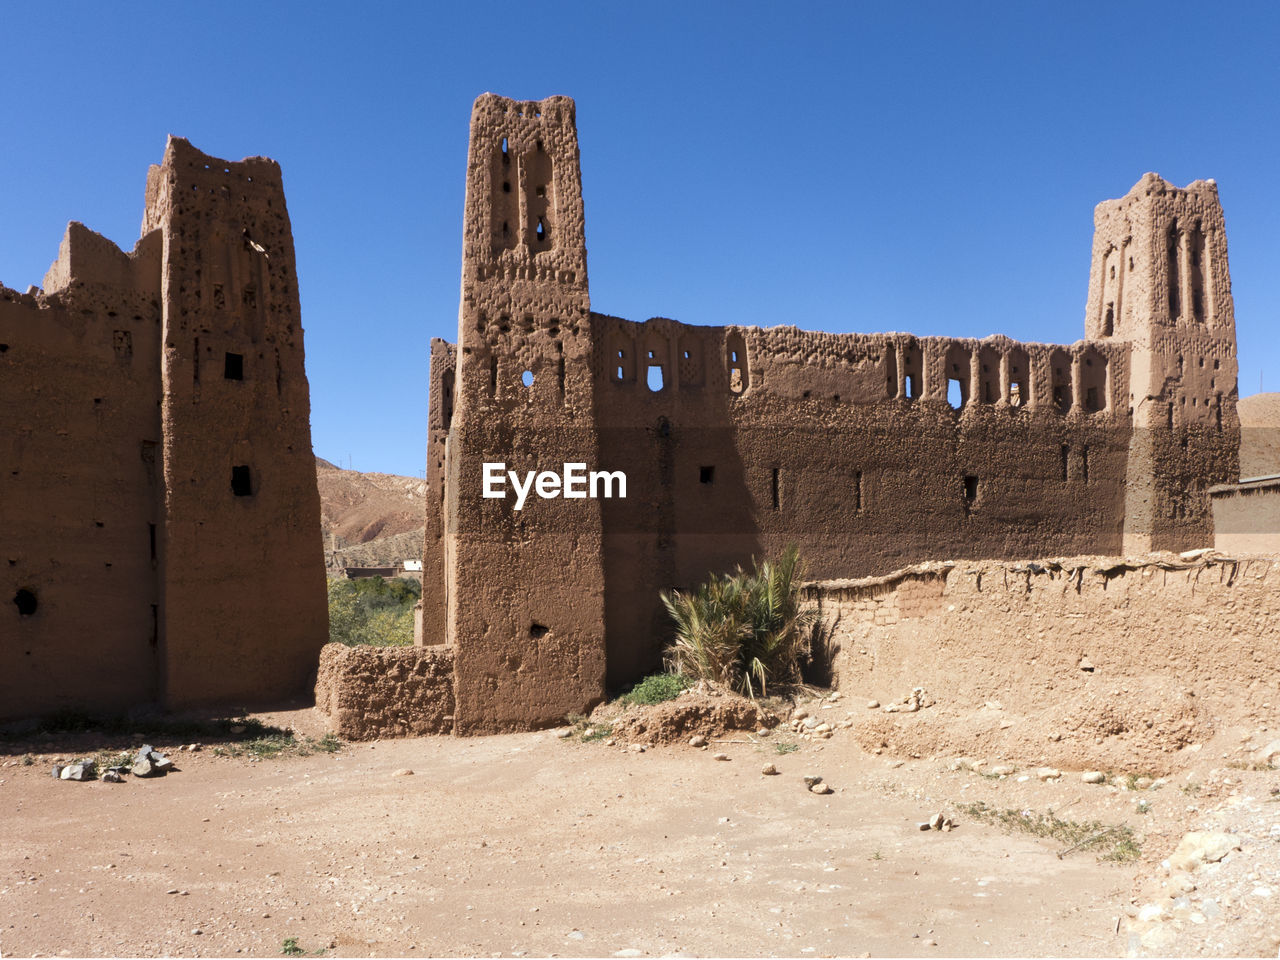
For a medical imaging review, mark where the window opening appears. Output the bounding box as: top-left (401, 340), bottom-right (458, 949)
top-left (855, 471), bottom-right (863, 512)
top-left (771, 468), bottom-right (780, 510)
top-left (521, 370), bottom-right (534, 388)
top-left (231, 465), bottom-right (253, 497)
top-left (700, 466), bottom-right (715, 484)
top-left (963, 475), bottom-right (979, 503)
top-left (13, 589), bottom-right (37, 616)
top-left (224, 352), bottom-right (244, 380)
top-left (647, 365), bottom-right (664, 392)
top-left (947, 379), bottom-right (964, 409)
top-left (1060, 445), bottom-right (1070, 481)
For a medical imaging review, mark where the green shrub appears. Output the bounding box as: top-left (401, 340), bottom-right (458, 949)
top-left (661, 544), bottom-right (818, 699)
top-left (620, 672), bottom-right (690, 705)
top-left (327, 576), bottom-right (419, 646)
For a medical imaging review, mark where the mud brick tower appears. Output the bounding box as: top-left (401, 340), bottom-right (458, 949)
top-left (1, 137), bottom-right (327, 717)
top-left (1085, 173), bottom-right (1240, 552)
top-left (431, 95), bottom-right (607, 733)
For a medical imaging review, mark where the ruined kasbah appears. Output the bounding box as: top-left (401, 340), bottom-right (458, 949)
top-left (3, 92), bottom-right (1275, 731)
top-left (4, 92), bottom-right (1280, 956)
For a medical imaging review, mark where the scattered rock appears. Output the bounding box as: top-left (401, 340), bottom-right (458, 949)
top-left (792, 708), bottom-right (809, 721)
top-left (989, 764), bottom-right (1015, 777)
top-left (132, 758), bottom-right (155, 778)
top-left (883, 687), bottom-right (931, 713)
top-left (810, 782), bottom-right (833, 795)
top-left (688, 734), bottom-right (708, 748)
top-left (1166, 831), bottom-right (1242, 873)
top-left (866, 699), bottom-right (880, 709)
top-left (391, 768), bottom-right (414, 777)
top-left (1081, 770), bottom-right (1106, 784)
top-left (1036, 767), bottom-right (1062, 781)
top-left (50, 765), bottom-right (63, 779)
top-left (556, 729), bottom-right (574, 739)
top-left (919, 813), bottom-right (955, 832)
top-left (59, 761), bottom-right (94, 782)
top-left (803, 775), bottom-right (823, 787)
top-left (629, 743), bottom-right (645, 753)
top-left (1252, 739), bottom-right (1280, 767)
top-left (1078, 655), bottom-right (1094, 672)
top-left (761, 763), bottom-right (778, 776)
top-left (712, 752), bottom-right (729, 761)
top-left (100, 770), bottom-right (123, 783)
top-left (828, 691), bottom-right (842, 702)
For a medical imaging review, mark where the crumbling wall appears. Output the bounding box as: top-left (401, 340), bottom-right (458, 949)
top-left (590, 314), bottom-right (1134, 684)
top-left (1, 137), bottom-right (327, 720)
top-left (314, 642), bottom-right (455, 739)
top-left (808, 553), bottom-right (1280, 770)
top-left (0, 227), bottom-right (164, 717)
top-left (425, 93), bottom-right (1245, 726)
top-left (417, 339), bottom-right (455, 646)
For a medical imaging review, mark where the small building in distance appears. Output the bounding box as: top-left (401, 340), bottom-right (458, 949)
top-left (1, 137), bottom-right (328, 719)
top-left (1211, 474), bottom-right (1280, 554)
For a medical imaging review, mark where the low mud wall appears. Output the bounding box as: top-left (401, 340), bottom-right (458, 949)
top-left (314, 643), bottom-right (454, 739)
top-left (805, 552), bottom-right (1280, 772)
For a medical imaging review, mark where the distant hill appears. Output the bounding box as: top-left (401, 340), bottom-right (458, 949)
top-left (315, 457), bottom-right (425, 573)
top-left (1238, 393), bottom-right (1280, 479)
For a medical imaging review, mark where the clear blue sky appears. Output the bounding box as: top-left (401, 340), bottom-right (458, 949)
top-left (3, 2), bottom-right (1277, 478)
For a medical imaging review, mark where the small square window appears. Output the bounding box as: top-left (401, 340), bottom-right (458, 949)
top-left (699, 466), bottom-right (715, 484)
top-left (224, 352), bottom-right (244, 380)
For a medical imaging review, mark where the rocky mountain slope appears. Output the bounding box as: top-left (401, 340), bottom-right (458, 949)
top-left (316, 457), bottom-right (425, 572)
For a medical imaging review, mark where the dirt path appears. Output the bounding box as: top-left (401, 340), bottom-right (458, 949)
top-left (1, 710), bottom-right (1148, 958)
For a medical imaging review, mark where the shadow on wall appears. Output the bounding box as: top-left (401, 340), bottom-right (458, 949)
top-left (593, 316), bottom-right (761, 689)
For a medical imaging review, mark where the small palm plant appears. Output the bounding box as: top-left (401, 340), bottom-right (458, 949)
top-left (661, 545), bottom-right (818, 698)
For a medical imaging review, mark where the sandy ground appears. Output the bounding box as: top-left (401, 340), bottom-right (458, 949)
top-left (2, 701), bottom-right (1203, 960)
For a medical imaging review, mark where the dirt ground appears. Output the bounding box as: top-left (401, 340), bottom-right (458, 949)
top-left (2, 700), bottom-right (1278, 959)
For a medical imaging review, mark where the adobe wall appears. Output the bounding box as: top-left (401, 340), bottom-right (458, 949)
top-left (591, 316), bottom-right (1133, 684)
top-left (416, 338), bottom-right (454, 646)
top-left (1211, 478), bottom-right (1280, 554)
top-left (808, 552), bottom-right (1280, 772)
top-left (314, 642), bottom-right (455, 739)
top-left (423, 93), bottom-right (1244, 728)
top-left (1, 138), bottom-right (327, 719)
top-left (0, 227), bottom-right (164, 716)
